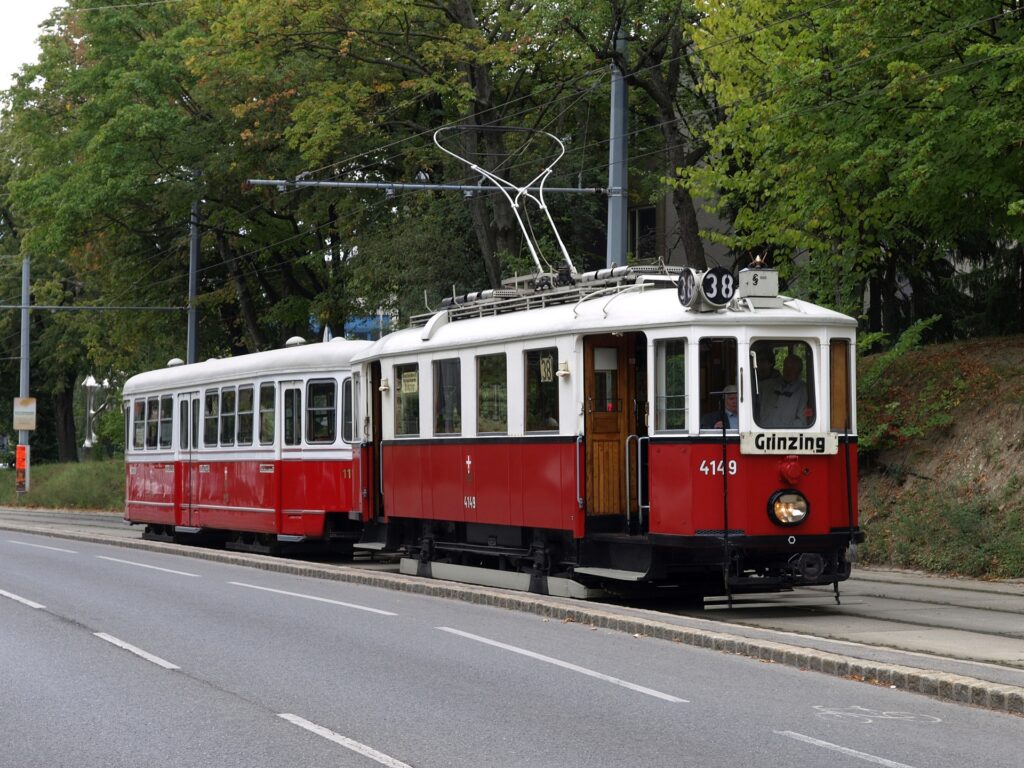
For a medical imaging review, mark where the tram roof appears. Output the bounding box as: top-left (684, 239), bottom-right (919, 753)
top-left (352, 284), bottom-right (856, 361)
top-left (123, 338), bottom-right (372, 396)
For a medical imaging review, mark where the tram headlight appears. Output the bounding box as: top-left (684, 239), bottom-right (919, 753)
top-left (768, 490), bottom-right (808, 527)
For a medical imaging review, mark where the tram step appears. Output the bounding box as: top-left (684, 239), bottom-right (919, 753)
top-left (572, 566), bottom-right (649, 582)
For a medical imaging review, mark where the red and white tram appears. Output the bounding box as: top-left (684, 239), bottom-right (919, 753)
top-left (123, 338), bottom-right (370, 554)
top-left (350, 263), bottom-right (862, 599)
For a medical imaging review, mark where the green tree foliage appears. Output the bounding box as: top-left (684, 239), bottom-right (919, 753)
top-left (687, 1), bottom-right (1024, 334)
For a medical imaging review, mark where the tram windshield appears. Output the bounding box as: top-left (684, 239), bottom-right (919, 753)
top-left (750, 340), bottom-right (816, 429)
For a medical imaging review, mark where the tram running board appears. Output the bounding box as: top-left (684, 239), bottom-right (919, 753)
top-left (572, 566), bottom-right (649, 581)
top-left (399, 558), bottom-right (604, 600)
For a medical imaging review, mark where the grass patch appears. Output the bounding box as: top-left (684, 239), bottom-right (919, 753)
top-left (0, 460), bottom-right (124, 512)
top-left (859, 477), bottom-right (1024, 579)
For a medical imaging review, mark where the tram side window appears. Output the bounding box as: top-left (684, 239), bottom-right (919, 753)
top-left (284, 388), bottom-right (302, 446)
top-left (698, 338), bottom-right (738, 431)
top-left (237, 385), bottom-right (254, 445)
top-left (477, 353), bottom-right (507, 434)
top-left (433, 359), bottom-right (461, 435)
top-left (750, 339), bottom-right (816, 430)
top-left (146, 397), bottom-right (159, 448)
top-left (307, 380), bottom-right (337, 443)
top-left (259, 383), bottom-right (275, 445)
top-left (159, 395), bottom-right (173, 448)
top-left (132, 400), bottom-right (146, 449)
top-left (525, 347), bottom-right (559, 432)
top-left (220, 387), bottom-right (236, 446)
top-left (179, 400), bottom-right (189, 450)
top-left (655, 339), bottom-right (686, 431)
top-left (342, 378), bottom-right (354, 443)
top-left (204, 390), bottom-right (219, 447)
top-left (830, 339), bottom-right (851, 432)
top-left (191, 397), bottom-right (199, 450)
top-left (124, 403), bottom-right (131, 452)
top-left (394, 363), bottom-right (420, 437)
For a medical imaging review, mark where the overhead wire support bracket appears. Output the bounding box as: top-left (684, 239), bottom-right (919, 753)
top-left (247, 179), bottom-right (605, 196)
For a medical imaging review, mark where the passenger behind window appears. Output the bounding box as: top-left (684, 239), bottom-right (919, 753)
top-left (700, 384), bottom-right (738, 430)
top-left (760, 354), bottom-right (810, 428)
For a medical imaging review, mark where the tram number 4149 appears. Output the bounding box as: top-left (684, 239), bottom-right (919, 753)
top-left (463, 495), bottom-right (477, 510)
top-left (699, 459), bottom-right (737, 476)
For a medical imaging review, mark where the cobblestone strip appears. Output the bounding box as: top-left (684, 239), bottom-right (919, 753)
top-left (3, 522), bottom-right (1022, 716)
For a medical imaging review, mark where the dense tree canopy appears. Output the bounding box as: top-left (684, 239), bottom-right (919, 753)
top-left (1, 0), bottom-right (1021, 460)
top-left (688, 0), bottom-right (1024, 335)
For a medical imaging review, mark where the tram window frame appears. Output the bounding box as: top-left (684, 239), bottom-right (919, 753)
top-left (749, 339), bottom-right (816, 430)
top-left (654, 339), bottom-right (687, 432)
top-left (698, 337), bottom-right (738, 432)
top-left (158, 395), bottom-right (173, 448)
top-left (342, 378), bottom-right (354, 443)
top-left (284, 387), bottom-right (302, 446)
top-left (306, 379), bottom-right (337, 444)
top-left (132, 399), bottom-right (146, 450)
top-left (203, 390), bottom-right (219, 447)
top-left (433, 358), bottom-right (462, 436)
top-left (259, 383), bottom-right (276, 445)
top-left (220, 387), bottom-right (237, 446)
top-left (178, 400), bottom-right (189, 451)
top-left (146, 396), bottom-right (159, 448)
top-left (476, 352), bottom-right (507, 435)
top-left (830, 339), bottom-right (851, 432)
top-left (237, 385), bottom-right (254, 446)
top-left (394, 363), bottom-right (420, 437)
top-left (525, 347), bottom-right (559, 433)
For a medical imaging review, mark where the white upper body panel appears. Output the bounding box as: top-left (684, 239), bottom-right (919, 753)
top-left (351, 285), bottom-right (856, 363)
top-left (123, 338), bottom-right (372, 397)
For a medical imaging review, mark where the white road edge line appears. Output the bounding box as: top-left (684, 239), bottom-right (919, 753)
top-left (0, 588), bottom-right (45, 610)
top-left (776, 731), bottom-right (918, 768)
top-left (96, 555), bottom-right (201, 577)
top-left (437, 627), bottom-right (688, 703)
top-left (7, 540), bottom-right (78, 554)
top-left (94, 633), bottom-right (180, 670)
top-left (229, 582), bottom-right (397, 616)
top-left (278, 714), bottom-right (413, 768)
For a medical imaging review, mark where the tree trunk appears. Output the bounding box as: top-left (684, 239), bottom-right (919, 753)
top-left (53, 375), bottom-right (78, 463)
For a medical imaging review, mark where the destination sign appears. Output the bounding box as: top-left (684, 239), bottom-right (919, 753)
top-left (740, 432), bottom-right (839, 455)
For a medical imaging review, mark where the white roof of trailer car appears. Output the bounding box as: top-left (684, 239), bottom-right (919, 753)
top-left (123, 338), bottom-right (372, 396)
top-left (352, 282), bottom-right (856, 362)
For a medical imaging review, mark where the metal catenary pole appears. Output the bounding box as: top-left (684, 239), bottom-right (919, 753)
top-left (606, 31), bottom-right (628, 269)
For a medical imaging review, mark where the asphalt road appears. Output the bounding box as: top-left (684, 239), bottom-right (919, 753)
top-left (2, 531), bottom-right (1022, 768)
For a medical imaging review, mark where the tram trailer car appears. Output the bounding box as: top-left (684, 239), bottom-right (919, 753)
top-left (123, 338), bottom-right (370, 554)
top-left (351, 265), bottom-right (863, 598)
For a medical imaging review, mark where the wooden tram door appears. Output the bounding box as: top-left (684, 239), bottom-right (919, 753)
top-left (584, 334), bottom-right (646, 521)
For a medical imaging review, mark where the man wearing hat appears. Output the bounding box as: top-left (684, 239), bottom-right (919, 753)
top-left (701, 384), bottom-right (739, 430)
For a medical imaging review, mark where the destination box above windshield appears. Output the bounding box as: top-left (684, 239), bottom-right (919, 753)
top-left (740, 432), bottom-right (839, 455)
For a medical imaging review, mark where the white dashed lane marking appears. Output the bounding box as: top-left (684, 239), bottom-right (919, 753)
top-left (96, 555), bottom-right (201, 577)
top-left (229, 582), bottom-right (397, 616)
top-left (94, 633), bottom-right (180, 670)
top-left (437, 626), bottom-right (688, 703)
top-left (278, 714), bottom-right (414, 768)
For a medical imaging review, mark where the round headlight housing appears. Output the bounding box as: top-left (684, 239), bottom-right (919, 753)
top-left (768, 490), bottom-right (809, 526)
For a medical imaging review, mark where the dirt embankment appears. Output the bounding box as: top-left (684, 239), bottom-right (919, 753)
top-left (858, 336), bottom-right (1024, 578)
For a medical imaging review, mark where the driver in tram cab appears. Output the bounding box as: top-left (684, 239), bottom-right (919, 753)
top-left (701, 385), bottom-right (739, 430)
top-left (761, 354), bottom-right (810, 428)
